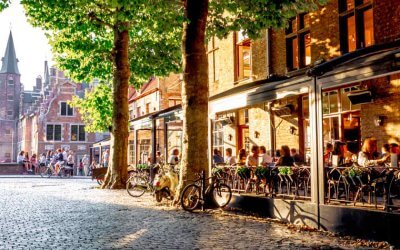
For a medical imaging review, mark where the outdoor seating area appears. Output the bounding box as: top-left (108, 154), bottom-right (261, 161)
top-left (213, 163), bottom-right (312, 200)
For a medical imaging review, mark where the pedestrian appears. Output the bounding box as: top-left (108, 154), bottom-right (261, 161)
top-left (67, 151), bottom-right (74, 176)
top-left (17, 151), bottom-right (26, 174)
top-left (30, 153), bottom-right (38, 175)
top-left (24, 152), bottom-right (32, 174)
top-left (102, 149), bottom-right (110, 168)
top-left (168, 149), bottom-right (179, 166)
top-left (82, 154), bottom-right (90, 176)
top-left (78, 159), bottom-right (84, 176)
top-left (259, 146), bottom-right (273, 166)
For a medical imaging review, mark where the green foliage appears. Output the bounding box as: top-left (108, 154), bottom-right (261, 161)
top-left (68, 83), bottom-right (113, 132)
top-left (278, 166), bottom-right (293, 176)
top-left (136, 164), bottom-right (150, 170)
top-left (254, 166), bottom-right (269, 178)
top-left (0, 0), bottom-right (8, 11)
top-left (236, 166), bottom-right (251, 179)
top-left (21, 0), bottom-right (183, 87)
top-left (208, 0), bottom-right (327, 40)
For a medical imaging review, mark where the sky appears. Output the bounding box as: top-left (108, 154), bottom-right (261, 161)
top-left (0, 0), bottom-right (53, 91)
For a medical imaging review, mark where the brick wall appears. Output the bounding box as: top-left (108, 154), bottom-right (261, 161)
top-left (360, 74), bottom-right (400, 149)
top-left (0, 164), bottom-right (20, 175)
top-left (248, 104), bottom-right (271, 152)
top-left (373, 0), bottom-right (400, 44)
top-left (251, 31), bottom-right (268, 80)
top-left (270, 30), bottom-right (287, 75)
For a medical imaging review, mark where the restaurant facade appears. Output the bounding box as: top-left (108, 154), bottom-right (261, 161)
top-left (208, 0), bottom-right (400, 244)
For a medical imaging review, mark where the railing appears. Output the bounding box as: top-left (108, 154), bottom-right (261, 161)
top-left (325, 164), bottom-right (400, 211)
top-left (212, 163), bottom-right (311, 200)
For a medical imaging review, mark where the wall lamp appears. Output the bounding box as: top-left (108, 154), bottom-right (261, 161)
top-left (254, 131), bottom-right (260, 139)
top-left (374, 115), bottom-right (385, 127)
top-left (289, 126), bottom-right (297, 135)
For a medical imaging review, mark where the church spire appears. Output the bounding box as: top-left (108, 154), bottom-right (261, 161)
top-left (0, 31), bottom-right (20, 74)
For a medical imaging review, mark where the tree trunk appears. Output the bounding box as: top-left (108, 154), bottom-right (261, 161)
top-left (102, 23), bottom-right (130, 189)
top-left (174, 0), bottom-right (209, 204)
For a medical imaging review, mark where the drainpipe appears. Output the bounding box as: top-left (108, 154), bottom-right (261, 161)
top-left (266, 29), bottom-right (272, 77)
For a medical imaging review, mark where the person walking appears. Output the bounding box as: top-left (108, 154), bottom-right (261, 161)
top-left (67, 151), bottom-right (75, 176)
top-left (102, 149), bottom-right (110, 168)
top-left (82, 154), bottom-right (90, 176)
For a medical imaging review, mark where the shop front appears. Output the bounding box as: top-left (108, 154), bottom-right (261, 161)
top-left (213, 42), bottom-right (400, 244)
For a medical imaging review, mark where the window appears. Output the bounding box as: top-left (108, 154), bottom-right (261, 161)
top-left (8, 79), bottom-right (14, 85)
top-left (238, 109), bottom-right (249, 125)
top-left (208, 37), bottom-right (219, 83)
top-left (60, 102), bottom-right (73, 116)
top-left (168, 99), bottom-right (181, 107)
top-left (129, 140), bottom-right (135, 164)
top-left (7, 111), bottom-right (13, 117)
top-left (339, 0), bottom-right (374, 53)
top-left (137, 107), bottom-right (141, 117)
top-left (341, 86), bottom-right (361, 111)
top-left (4, 153), bottom-right (11, 158)
top-left (146, 103), bottom-right (150, 114)
top-left (7, 95), bottom-right (13, 101)
top-left (235, 31), bottom-right (251, 81)
top-left (46, 124), bottom-right (62, 141)
top-left (322, 90), bottom-right (339, 114)
top-left (71, 125), bottom-right (85, 141)
top-left (212, 121), bottom-right (224, 157)
top-left (286, 13), bottom-right (311, 71)
top-left (5, 129), bottom-right (11, 135)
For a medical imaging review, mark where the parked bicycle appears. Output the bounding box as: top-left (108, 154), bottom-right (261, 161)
top-left (126, 164), bottom-right (157, 197)
top-left (180, 170), bottom-right (232, 212)
top-left (40, 162), bottom-right (72, 178)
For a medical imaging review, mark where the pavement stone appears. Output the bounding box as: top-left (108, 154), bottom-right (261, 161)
top-left (0, 177), bottom-right (383, 249)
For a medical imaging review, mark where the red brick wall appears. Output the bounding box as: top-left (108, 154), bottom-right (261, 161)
top-left (373, 0), bottom-right (400, 44)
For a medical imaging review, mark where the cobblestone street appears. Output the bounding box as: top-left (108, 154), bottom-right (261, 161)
top-left (0, 177), bottom-right (381, 249)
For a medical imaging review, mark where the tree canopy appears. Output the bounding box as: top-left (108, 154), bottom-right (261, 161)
top-left (22, 0), bottom-right (183, 87)
top-left (0, 0), bottom-right (8, 11)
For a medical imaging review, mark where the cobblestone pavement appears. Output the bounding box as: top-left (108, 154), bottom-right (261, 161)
top-left (0, 178), bottom-right (381, 249)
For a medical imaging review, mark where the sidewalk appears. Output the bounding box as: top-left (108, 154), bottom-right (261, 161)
top-left (0, 175), bottom-right (92, 179)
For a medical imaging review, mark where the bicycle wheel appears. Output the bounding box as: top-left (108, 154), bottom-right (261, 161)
top-left (126, 176), bottom-right (147, 197)
top-left (97, 174), bottom-right (105, 185)
top-left (40, 167), bottom-right (51, 178)
top-left (180, 184), bottom-right (201, 212)
top-left (212, 183), bottom-right (232, 208)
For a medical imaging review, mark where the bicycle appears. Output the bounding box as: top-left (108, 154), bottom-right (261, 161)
top-left (180, 170), bottom-right (232, 212)
top-left (126, 164), bottom-right (158, 197)
top-left (40, 162), bottom-right (71, 178)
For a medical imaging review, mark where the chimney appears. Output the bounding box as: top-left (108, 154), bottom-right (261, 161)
top-left (36, 76), bottom-right (42, 92)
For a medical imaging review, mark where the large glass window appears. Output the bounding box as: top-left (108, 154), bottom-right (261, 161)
top-left (339, 0), bottom-right (374, 53)
top-left (46, 124), bottom-right (62, 141)
top-left (71, 125), bottom-right (85, 141)
top-left (286, 14), bottom-right (311, 71)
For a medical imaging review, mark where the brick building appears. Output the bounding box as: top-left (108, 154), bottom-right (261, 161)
top-left (128, 74), bottom-right (182, 165)
top-left (18, 64), bottom-right (106, 165)
top-left (207, 0), bottom-right (400, 241)
top-left (0, 32), bottom-right (21, 162)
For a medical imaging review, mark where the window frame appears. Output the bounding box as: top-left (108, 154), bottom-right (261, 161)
top-left (46, 124), bottom-right (62, 141)
top-left (60, 101), bottom-right (74, 116)
top-left (70, 124), bottom-right (86, 142)
top-left (286, 13), bottom-right (312, 71)
top-left (235, 32), bottom-right (252, 82)
top-left (339, 0), bottom-right (374, 53)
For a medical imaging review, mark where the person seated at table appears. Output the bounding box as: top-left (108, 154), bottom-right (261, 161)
top-left (213, 148), bottom-right (224, 165)
top-left (225, 148), bottom-right (236, 165)
top-left (237, 148), bottom-right (247, 165)
top-left (324, 143), bottom-right (333, 166)
top-left (381, 143), bottom-right (390, 158)
top-left (390, 143), bottom-right (399, 156)
top-left (343, 142), bottom-right (357, 163)
top-left (290, 148), bottom-right (303, 163)
top-left (332, 141), bottom-right (346, 165)
top-left (357, 138), bottom-right (389, 167)
top-left (168, 149), bottom-right (180, 166)
top-left (259, 146), bottom-right (273, 166)
top-left (246, 145), bottom-right (259, 167)
top-left (275, 145), bottom-right (294, 167)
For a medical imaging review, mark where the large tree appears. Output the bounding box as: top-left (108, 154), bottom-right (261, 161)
top-left (22, 0), bottom-right (182, 188)
top-left (0, 0), bottom-right (8, 11)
